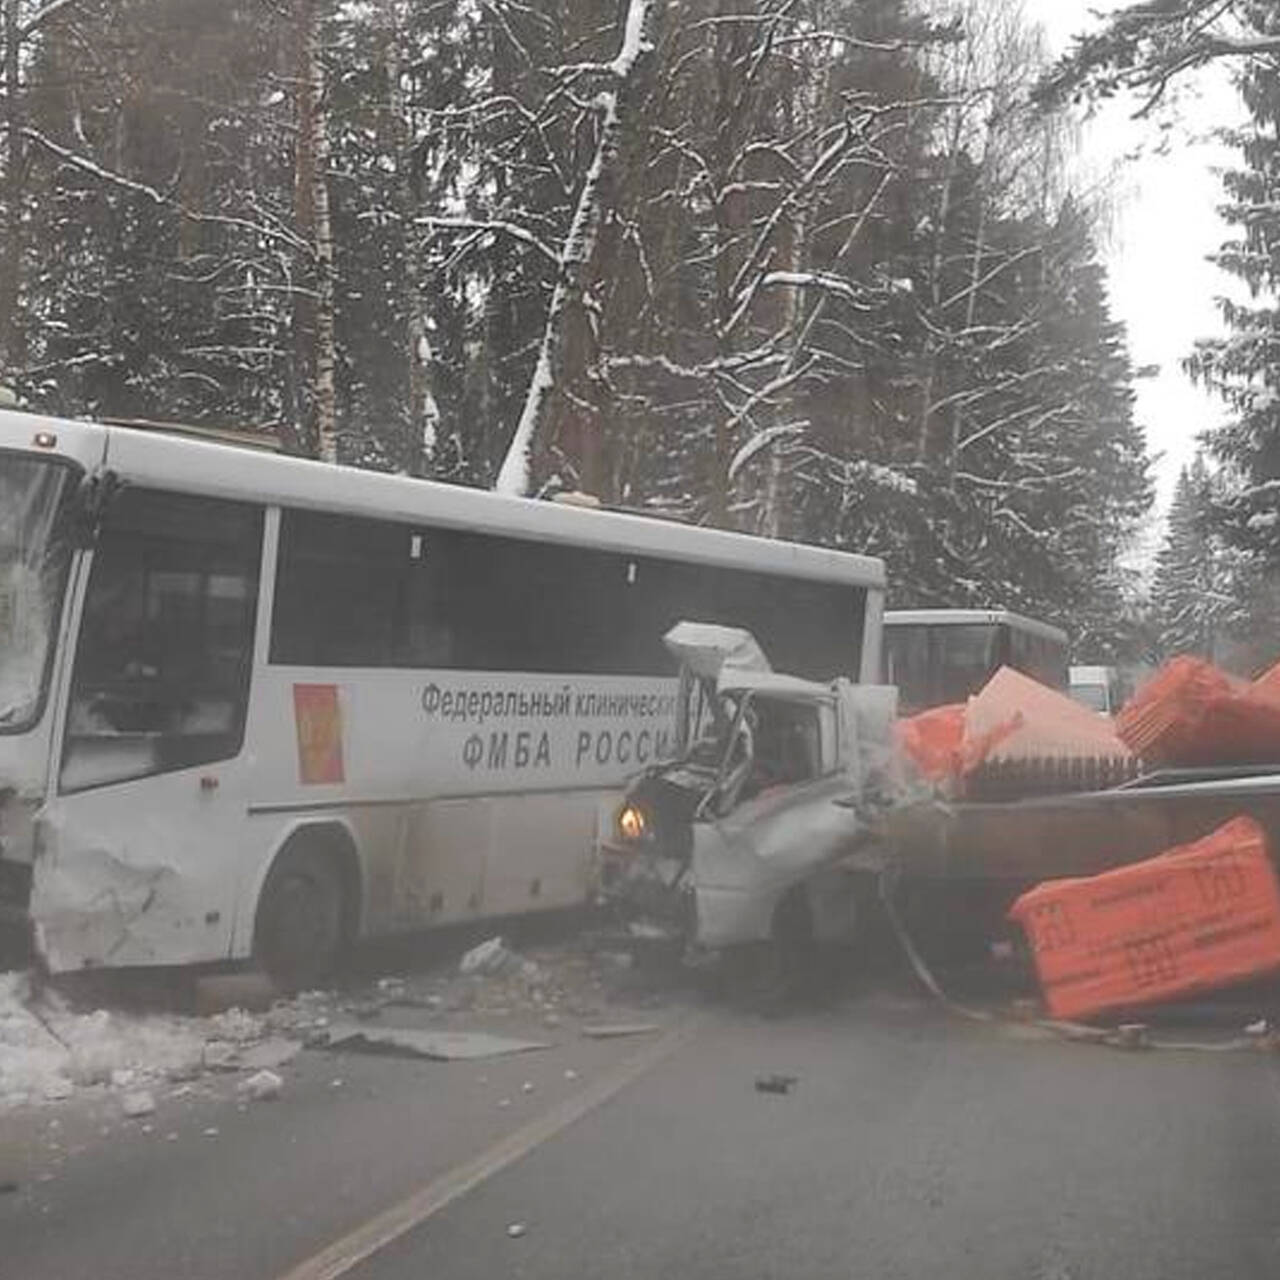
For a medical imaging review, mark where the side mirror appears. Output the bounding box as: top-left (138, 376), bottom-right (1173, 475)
top-left (73, 470), bottom-right (121, 547)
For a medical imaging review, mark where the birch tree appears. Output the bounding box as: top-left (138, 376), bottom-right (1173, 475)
top-left (492, 0), bottom-right (659, 497)
top-left (293, 0), bottom-right (337, 462)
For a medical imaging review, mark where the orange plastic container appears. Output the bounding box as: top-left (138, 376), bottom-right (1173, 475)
top-left (1009, 816), bottom-right (1280, 1020)
top-left (1116, 656), bottom-right (1280, 766)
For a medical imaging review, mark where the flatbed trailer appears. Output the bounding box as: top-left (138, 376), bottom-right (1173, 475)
top-left (884, 770), bottom-right (1280, 885)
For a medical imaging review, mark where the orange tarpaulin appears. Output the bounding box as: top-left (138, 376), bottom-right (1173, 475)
top-left (895, 703), bottom-right (965, 782)
top-left (1009, 816), bottom-right (1280, 1020)
top-left (1116, 656), bottom-right (1280, 766)
top-left (897, 666), bottom-right (1128, 784)
top-left (966, 667), bottom-right (1131, 765)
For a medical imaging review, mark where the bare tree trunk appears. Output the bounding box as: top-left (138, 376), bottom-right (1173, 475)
top-left (762, 44), bottom-right (827, 541)
top-left (949, 125), bottom-right (991, 485)
top-left (382, 0), bottom-right (435, 473)
top-left (1, 0), bottom-right (24, 373)
top-left (310, 27), bottom-right (337, 463)
top-left (708, 0), bottom-right (744, 529)
top-left (293, 0), bottom-right (337, 463)
top-left (292, 0), bottom-right (317, 451)
top-left (916, 105), bottom-right (965, 464)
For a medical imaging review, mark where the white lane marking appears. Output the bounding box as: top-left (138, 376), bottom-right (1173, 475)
top-left (276, 1015), bottom-right (703, 1280)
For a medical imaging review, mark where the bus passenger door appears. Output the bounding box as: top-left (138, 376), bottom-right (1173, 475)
top-left (31, 486), bottom-right (264, 972)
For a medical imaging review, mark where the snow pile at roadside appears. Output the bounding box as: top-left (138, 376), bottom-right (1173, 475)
top-left (0, 971), bottom-right (248, 1109)
top-left (0, 937), bottom-right (675, 1111)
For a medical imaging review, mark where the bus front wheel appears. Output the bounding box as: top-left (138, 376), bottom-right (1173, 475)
top-left (254, 847), bottom-right (344, 991)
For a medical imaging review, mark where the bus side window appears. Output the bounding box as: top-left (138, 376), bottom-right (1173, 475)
top-left (884, 626), bottom-right (930, 712)
top-left (61, 489), bottom-right (263, 792)
top-left (271, 510), bottom-right (454, 668)
top-left (1010, 630), bottom-right (1067, 689)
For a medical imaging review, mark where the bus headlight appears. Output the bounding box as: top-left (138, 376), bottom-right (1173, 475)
top-left (617, 803), bottom-right (648, 842)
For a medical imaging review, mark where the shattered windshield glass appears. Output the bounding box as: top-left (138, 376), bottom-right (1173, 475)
top-left (0, 454), bottom-right (76, 733)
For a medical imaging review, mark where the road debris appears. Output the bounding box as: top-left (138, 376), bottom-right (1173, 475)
top-left (459, 937), bottom-right (518, 977)
top-left (564, 1069), bottom-right (579, 1081)
top-left (323, 1025), bottom-right (551, 1061)
top-left (238, 1037), bottom-right (302, 1071)
top-left (582, 1023), bottom-right (660, 1039)
top-left (120, 1090), bottom-right (156, 1118)
top-left (755, 1074), bottom-right (797, 1095)
top-left (201, 1041), bottom-right (241, 1073)
top-left (506, 1223), bottom-right (528, 1239)
top-left (1, 931), bottom-right (681, 1114)
top-left (242, 1070), bottom-right (283, 1102)
top-left (193, 973), bottom-right (278, 1016)
top-left (1113, 1024), bottom-right (1151, 1051)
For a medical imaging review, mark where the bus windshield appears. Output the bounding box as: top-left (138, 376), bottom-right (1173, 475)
top-left (884, 613), bottom-right (1069, 713)
top-left (885, 622), bottom-right (999, 711)
top-left (0, 454), bottom-right (76, 732)
top-left (933, 624), bottom-right (1000, 703)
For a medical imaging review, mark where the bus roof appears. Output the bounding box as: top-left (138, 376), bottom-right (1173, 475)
top-left (883, 608), bottom-right (1068, 645)
top-left (0, 409), bottom-right (885, 588)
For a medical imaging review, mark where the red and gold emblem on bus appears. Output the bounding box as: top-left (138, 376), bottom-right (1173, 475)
top-left (293, 683), bottom-right (345, 785)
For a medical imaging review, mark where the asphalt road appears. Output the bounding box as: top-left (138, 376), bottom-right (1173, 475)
top-left (5, 987), bottom-right (1280, 1280)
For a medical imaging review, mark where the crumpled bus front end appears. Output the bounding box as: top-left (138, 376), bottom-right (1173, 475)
top-left (0, 412), bottom-right (99, 935)
top-left (0, 745), bottom-right (41, 924)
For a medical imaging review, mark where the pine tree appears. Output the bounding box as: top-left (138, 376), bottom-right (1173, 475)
top-left (1184, 6), bottom-right (1280, 566)
top-left (1151, 456), bottom-right (1234, 660)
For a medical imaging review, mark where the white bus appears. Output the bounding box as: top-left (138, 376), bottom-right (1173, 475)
top-left (0, 410), bottom-right (885, 984)
top-left (882, 608), bottom-right (1069, 715)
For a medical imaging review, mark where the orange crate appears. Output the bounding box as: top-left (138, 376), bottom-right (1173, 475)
top-left (1009, 817), bottom-right (1280, 1020)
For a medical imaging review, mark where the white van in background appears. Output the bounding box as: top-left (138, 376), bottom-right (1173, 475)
top-left (1068, 664), bottom-right (1121, 715)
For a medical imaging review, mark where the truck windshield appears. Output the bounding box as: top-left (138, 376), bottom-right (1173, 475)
top-left (0, 454), bottom-right (76, 732)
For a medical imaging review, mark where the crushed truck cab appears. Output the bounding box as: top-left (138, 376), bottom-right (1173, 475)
top-left (602, 623), bottom-right (895, 953)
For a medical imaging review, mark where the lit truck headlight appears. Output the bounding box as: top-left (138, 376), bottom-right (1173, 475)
top-left (617, 803), bottom-right (648, 842)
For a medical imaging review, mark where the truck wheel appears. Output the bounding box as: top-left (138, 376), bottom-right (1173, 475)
top-left (726, 890), bottom-right (817, 1013)
top-left (254, 847), bottom-right (344, 991)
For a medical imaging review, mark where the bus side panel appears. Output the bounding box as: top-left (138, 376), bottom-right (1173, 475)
top-left (484, 792), bottom-right (600, 916)
top-left (235, 664), bottom-right (679, 944)
top-left (389, 799), bottom-right (489, 931)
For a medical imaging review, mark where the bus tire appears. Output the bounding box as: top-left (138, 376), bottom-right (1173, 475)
top-left (254, 844), bottom-right (345, 992)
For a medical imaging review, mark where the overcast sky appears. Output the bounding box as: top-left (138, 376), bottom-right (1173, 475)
top-left (1023, 0), bottom-right (1244, 527)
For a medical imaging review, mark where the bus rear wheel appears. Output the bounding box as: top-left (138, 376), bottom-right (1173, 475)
top-left (254, 848), bottom-right (344, 992)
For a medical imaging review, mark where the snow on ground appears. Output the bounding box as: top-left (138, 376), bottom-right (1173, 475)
top-left (0, 970), bottom-right (250, 1109)
top-left (0, 936), bottom-right (678, 1112)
